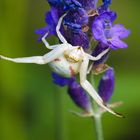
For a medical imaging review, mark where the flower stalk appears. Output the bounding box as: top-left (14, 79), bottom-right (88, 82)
top-left (94, 113), bottom-right (104, 140)
top-left (90, 72), bottom-right (104, 140)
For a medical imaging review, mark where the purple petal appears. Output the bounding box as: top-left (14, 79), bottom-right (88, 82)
top-left (112, 24), bottom-right (130, 39)
top-left (92, 21), bottom-right (105, 41)
top-left (110, 37), bottom-right (128, 49)
top-left (68, 79), bottom-right (92, 112)
top-left (48, 0), bottom-right (64, 7)
top-left (35, 7), bottom-right (64, 41)
top-left (97, 11), bottom-right (117, 23)
top-left (45, 7), bottom-right (62, 35)
top-left (98, 68), bottom-right (115, 103)
top-left (47, 7), bottom-right (59, 24)
top-left (35, 27), bottom-right (49, 41)
top-left (52, 72), bottom-right (71, 87)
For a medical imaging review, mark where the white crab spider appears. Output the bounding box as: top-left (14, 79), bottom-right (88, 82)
top-left (0, 13), bottom-right (122, 117)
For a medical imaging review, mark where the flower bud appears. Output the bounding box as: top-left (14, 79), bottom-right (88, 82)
top-left (68, 78), bottom-right (92, 112)
top-left (98, 68), bottom-right (115, 103)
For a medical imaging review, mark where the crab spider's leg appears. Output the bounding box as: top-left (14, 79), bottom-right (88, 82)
top-left (56, 13), bottom-right (67, 44)
top-left (86, 48), bottom-right (109, 74)
top-left (87, 48), bottom-right (109, 61)
top-left (43, 44), bottom-right (67, 63)
top-left (79, 57), bottom-right (123, 117)
top-left (87, 64), bottom-right (93, 74)
top-left (42, 32), bottom-right (51, 49)
top-left (0, 55), bottom-right (46, 64)
top-left (0, 44), bottom-right (67, 64)
top-left (42, 13), bottom-right (68, 48)
top-left (42, 32), bottom-right (58, 50)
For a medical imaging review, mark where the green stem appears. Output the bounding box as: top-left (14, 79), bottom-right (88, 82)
top-left (89, 73), bottom-right (104, 140)
top-left (94, 114), bottom-right (104, 140)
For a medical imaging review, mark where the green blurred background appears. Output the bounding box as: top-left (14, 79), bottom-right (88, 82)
top-left (0, 0), bottom-right (140, 140)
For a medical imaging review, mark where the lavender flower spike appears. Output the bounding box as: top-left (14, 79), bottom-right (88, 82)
top-left (98, 68), bottom-right (115, 103)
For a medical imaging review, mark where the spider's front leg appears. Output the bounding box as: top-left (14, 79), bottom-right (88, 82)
top-left (87, 48), bottom-right (110, 61)
top-left (42, 32), bottom-right (59, 50)
top-left (0, 44), bottom-right (67, 64)
top-left (86, 48), bottom-right (109, 74)
top-left (56, 13), bottom-right (68, 44)
top-left (42, 32), bottom-right (51, 49)
top-left (79, 57), bottom-right (123, 117)
top-left (42, 13), bottom-right (68, 49)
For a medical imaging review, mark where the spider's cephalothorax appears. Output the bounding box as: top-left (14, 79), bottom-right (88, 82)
top-left (0, 13), bottom-right (122, 117)
top-left (64, 46), bottom-right (84, 63)
top-left (49, 46), bottom-right (84, 77)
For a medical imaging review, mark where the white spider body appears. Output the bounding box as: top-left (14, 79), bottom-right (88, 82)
top-left (0, 13), bottom-right (122, 117)
top-left (64, 46), bottom-right (85, 63)
top-left (49, 55), bottom-right (80, 77)
top-left (49, 46), bottom-right (84, 77)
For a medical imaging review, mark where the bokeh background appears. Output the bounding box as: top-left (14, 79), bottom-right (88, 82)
top-left (0, 0), bottom-right (140, 140)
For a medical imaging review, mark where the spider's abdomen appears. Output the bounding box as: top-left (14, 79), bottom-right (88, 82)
top-left (49, 55), bottom-right (81, 77)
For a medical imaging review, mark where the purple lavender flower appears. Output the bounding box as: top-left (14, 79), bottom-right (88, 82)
top-left (98, 68), bottom-right (115, 103)
top-left (52, 72), bottom-right (70, 87)
top-left (68, 78), bottom-right (92, 112)
top-left (63, 8), bottom-right (89, 49)
top-left (92, 11), bottom-right (130, 49)
top-left (35, 7), bottom-right (64, 41)
top-left (52, 73), bottom-right (92, 112)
